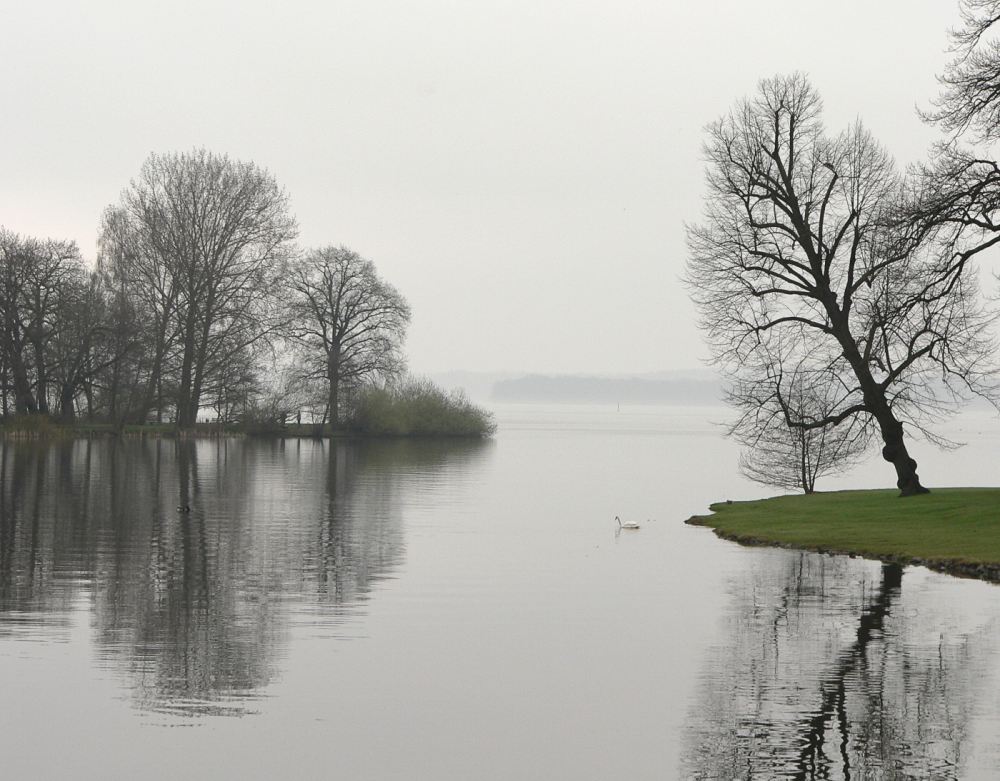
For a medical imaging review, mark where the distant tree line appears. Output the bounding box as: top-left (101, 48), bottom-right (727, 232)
top-left (0, 149), bottom-right (486, 434)
top-left (689, 0), bottom-right (1000, 495)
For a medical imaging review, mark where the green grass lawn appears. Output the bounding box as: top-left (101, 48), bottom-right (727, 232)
top-left (687, 488), bottom-right (1000, 570)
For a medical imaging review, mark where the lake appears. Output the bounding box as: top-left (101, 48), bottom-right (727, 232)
top-left (1, 404), bottom-right (999, 779)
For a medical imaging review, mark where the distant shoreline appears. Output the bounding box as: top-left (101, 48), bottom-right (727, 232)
top-left (491, 372), bottom-right (722, 405)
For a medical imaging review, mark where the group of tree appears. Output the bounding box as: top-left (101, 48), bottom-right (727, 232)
top-left (689, 0), bottom-right (1000, 495)
top-left (0, 150), bottom-right (416, 431)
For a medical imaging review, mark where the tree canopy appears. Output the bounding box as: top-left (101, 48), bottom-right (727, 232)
top-left (98, 149), bottom-right (297, 426)
top-left (282, 245), bottom-right (411, 426)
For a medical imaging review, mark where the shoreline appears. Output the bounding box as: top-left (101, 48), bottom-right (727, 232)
top-left (686, 488), bottom-right (1000, 585)
top-left (0, 422), bottom-right (492, 441)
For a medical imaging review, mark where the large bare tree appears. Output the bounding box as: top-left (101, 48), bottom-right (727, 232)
top-left (283, 246), bottom-right (410, 427)
top-left (99, 149), bottom-right (297, 427)
top-left (687, 74), bottom-right (998, 496)
top-left (97, 205), bottom-right (180, 422)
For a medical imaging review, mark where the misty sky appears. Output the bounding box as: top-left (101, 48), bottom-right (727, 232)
top-left (1, 1), bottom-right (959, 375)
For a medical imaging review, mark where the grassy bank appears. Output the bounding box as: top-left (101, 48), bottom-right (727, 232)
top-left (0, 419), bottom-right (246, 439)
top-left (0, 420), bottom-right (483, 439)
top-left (686, 488), bottom-right (1000, 581)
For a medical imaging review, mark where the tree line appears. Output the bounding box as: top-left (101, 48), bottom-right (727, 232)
top-left (0, 149), bottom-right (411, 429)
top-left (689, 0), bottom-right (1000, 495)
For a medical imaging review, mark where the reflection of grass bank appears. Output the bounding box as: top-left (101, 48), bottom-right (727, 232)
top-left (687, 488), bottom-right (1000, 581)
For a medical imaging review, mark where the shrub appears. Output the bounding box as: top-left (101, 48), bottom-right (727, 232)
top-left (346, 378), bottom-right (496, 437)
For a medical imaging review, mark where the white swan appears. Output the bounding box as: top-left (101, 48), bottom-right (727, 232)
top-left (615, 515), bottom-right (640, 530)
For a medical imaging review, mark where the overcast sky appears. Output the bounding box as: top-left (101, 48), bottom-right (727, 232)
top-left (0, 1), bottom-right (959, 375)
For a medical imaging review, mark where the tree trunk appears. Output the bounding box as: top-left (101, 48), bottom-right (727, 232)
top-left (327, 348), bottom-right (340, 431)
top-left (58, 382), bottom-right (76, 423)
top-left (31, 333), bottom-right (48, 415)
top-left (188, 293), bottom-right (215, 430)
top-left (877, 418), bottom-right (928, 496)
top-left (834, 319), bottom-right (928, 497)
top-left (328, 374), bottom-right (339, 431)
top-left (8, 349), bottom-right (36, 415)
top-left (1, 357), bottom-right (8, 418)
top-left (108, 354), bottom-right (121, 421)
top-left (188, 355), bottom-right (207, 429)
top-left (176, 311), bottom-right (198, 428)
top-left (799, 430), bottom-right (811, 494)
top-left (136, 309), bottom-right (171, 424)
top-left (136, 349), bottom-right (162, 423)
top-left (155, 375), bottom-right (163, 424)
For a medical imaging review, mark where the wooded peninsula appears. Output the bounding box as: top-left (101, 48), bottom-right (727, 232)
top-left (0, 150), bottom-right (494, 438)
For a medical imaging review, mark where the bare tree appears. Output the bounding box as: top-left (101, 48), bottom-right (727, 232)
top-left (0, 229), bottom-right (39, 414)
top-left (283, 246), bottom-right (410, 428)
top-left (908, 1), bottom-right (1000, 285)
top-left (686, 74), bottom-right (999, 496)
top-left (99, 149), bottom-right (297, 427)
top-left (924, 0), bottom-right (1000, 142)
top-left (726, 351), bottom-right (871, 493)
top-left (18, 238), bottom-right (79, 414)
top-left (98, 205), bottom-right (180, 422)
top-left (46, 271), bottom-right (109, 421)
top-left (88, 259), bottom-right (148, 424)
top-left (0, 229), bottom-right (88, 416)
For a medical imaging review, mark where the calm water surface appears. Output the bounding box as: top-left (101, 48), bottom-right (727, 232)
top-left (1, 405), bottom-right (999, 779)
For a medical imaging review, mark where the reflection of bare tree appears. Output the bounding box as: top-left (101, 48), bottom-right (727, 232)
top-left (683, 552), bottom-right (996, 779)
top-left (307, 439), bottom-right (480, 607)
top-left (0, 443), bottom-right (83, 626)
top-left (0, 437), bottom-right (488, 717)
top-left (109, 440), bottom-right (279, 717)
top-left (313, 440), bottom-right (389, 606)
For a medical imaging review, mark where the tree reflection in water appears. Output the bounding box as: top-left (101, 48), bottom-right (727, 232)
top-left (683, 551), bottom-right (1000, 779)
top-left (0, 437), bottom-right (486, 717)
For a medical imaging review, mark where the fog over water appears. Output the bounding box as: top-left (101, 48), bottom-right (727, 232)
top-left (5, 1), bottom-right (1000, 776)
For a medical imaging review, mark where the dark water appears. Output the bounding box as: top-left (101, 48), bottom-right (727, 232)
top-left (0, 407), bottom-right (998, 779)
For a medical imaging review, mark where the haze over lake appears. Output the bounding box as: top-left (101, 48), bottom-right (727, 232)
top-left (6, 1), bottom-right (1000, 777)
top-left (2, 404), bottom-right (999, 779)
